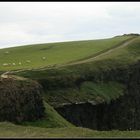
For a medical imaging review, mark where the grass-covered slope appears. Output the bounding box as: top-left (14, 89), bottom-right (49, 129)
top-left (16, 34), bottom-right (140, 79)
top-left (1, 122), bottom-right (140, 138)
top-left (8, 34), bottom-right (138, 107)
top-left (15, 34), bottom-right (140, 107)
top-left (0, 35), bottom-right (133, 71)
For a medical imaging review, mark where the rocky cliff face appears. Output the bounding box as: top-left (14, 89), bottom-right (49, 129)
top-left (0, 76), bottom-right (45, 123)
top-left (55, 61), bottom-right (140, 130)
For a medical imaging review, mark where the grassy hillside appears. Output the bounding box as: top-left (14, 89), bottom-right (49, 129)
top-left (15, 35), bottom-right (140, 79)
top-left (1, 122), bottom-right (140, 138)
top-left (0, 35), bottom-right (133, 71)
top-left (14, 34), bottom-right (140, 107)
top-left (90, 36), bottom-right (140, 65)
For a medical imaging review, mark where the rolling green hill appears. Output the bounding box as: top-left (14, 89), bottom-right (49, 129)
top-left (14, 34), bottom-right (140, 80)
top-left (0, 35), bottom-right (134, 71)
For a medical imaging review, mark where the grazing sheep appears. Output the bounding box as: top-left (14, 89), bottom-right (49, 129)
top-left (12, 63), bottom-right (16, 66)
top-left (42, 57), bottom-right (46, 60)
top-left (19, 62), bottom-right (22, 65)
top-left (3, 63), bottom-right (8, 66)
top-left (26, 60), bottom-right (31, 63)
top-left (4, 51), bottom-right (9, 54)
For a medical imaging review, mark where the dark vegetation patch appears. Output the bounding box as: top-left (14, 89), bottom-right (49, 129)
top-left (0, 77), bottom-right (45, 123)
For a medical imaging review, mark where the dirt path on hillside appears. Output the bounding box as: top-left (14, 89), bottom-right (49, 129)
top-left (61, 37), bottom-right (138, 67)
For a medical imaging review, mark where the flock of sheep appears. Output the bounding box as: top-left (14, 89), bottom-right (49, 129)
top-left (2, 53), bottom-right (46, 67)
top-left (2, 60), bottom-right (30, 67)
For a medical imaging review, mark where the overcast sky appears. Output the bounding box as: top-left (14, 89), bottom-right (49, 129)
top-left (0, 2), bottom-right (140, 49)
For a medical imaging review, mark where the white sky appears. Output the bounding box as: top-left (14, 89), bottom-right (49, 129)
top-left (0, 2), bottom-right (140, 48)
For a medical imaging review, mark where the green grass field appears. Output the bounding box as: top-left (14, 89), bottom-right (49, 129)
top-left (0, 35), bottom-right (133, 71)
top-left (1, 122), bottom-right (140, 138)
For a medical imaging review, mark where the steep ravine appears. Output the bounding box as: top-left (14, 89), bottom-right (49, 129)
top-left (55, 61), bottom-right (140, 130)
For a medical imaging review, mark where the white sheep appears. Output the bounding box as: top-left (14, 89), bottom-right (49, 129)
top-left (19, 62), bottom-right (22, 65)
top-left (3, 63), bottom-right (8, 66)
top-left (42, 57), bottom-right (46, 60)
top-left (26, 60), bottom-right (31, 63)
top-left (4, 51), bottom-right (9, 54)
top-left (12, 63), bottom-right (16, 65)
